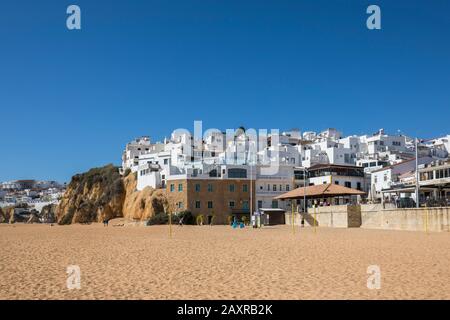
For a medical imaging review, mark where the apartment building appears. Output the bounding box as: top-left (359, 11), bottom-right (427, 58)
top-left (419, 159), bottom-right (450, 201)
top-left (166, 165), bottom-right (255, 224)
top-left (370, 156), bottom-right (434, 200)
top-left (307, 164), bottom-right (368, 192)
top-left (255, 165), bottom-right (294, 211)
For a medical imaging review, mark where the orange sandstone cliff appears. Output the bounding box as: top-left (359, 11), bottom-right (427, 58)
top-left (56, 164), bottom-right (170, 224)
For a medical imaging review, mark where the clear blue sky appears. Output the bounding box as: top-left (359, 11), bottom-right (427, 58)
top-left (1, 0), bottom-right (449, 182)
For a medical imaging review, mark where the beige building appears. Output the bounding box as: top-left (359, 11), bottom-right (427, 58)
top-left (166, 178), bottom-right (256, 224)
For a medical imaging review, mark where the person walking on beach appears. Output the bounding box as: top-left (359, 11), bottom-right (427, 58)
top-left (103, 218), bottom-right (109, 227)
top-left (179, 216), bottom-right (184, 227)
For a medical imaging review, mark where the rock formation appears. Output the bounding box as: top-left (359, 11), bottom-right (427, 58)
top-left (56, 164), bottom-right (125, 224)
top-left (56, 164), bottom-right (171, 224)
top-left (0, 207), bottom-right (11, 223)
top-left (122, 172), bottom-right (169, 221)
top-left (26, 209), bottom-right (41, 224)
top-left (40, 204), bottom-right (57, 223)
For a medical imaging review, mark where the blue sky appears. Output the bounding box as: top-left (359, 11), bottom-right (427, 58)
top-left (0, 0), bottom-right (449, 182)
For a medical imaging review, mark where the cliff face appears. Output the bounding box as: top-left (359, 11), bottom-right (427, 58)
top-left (0, 207), bottom-right (12, 223)
top-left (122, 172), bottom-right (169, 221)
top-left (40, 204), bottom-right (58, 223)
top-left (0, 206), bottom-right (40, 224)
top-left (56, 164), bottom-right (171, 224)
top-left (57, 164), bottom-right (125, 224)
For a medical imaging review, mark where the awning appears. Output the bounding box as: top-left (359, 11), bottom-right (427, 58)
top-left (275, 183), bottom-right (366, 200)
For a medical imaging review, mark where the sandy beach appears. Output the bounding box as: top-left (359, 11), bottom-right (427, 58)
top-left (0, 223), bottom-right (449, 300)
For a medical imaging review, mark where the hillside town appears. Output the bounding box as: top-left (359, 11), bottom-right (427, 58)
top-left (0, 180), bottom-right (65, 210)
top-left (121, 127), bottom-right (450, 223)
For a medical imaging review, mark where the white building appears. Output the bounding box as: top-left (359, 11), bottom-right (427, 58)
top-left (307, 164), bottom-right (368, 192)
top-left (126, 127), bottom-right (449, 207)
top-left (370, 156), bottom-right (434, 201)
top-left (121, 136), bottom-right (155, 172)
top-left (255, 165), bottom-right (294, 211)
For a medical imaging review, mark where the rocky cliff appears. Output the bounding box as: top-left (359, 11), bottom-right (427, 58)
top-left (56, 164), bottom-right (170, 224)
top-left (122, 171), bottom-right (169, 221)
top-left (40, 204), bottom-right (58, 223)
top-left (0, 207), bottom-right (13, 223)
top-left (57, 164), bottom-right (125, 224)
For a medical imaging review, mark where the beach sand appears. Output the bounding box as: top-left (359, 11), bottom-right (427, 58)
top-left (1, 222), bottom-right (449, 300)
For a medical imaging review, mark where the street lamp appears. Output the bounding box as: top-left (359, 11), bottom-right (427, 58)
top-left (297, 167), bottom-right (309, 213)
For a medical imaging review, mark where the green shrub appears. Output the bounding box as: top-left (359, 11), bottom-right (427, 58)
top-left (147, 212), bottom-right (168, 225)
top-left (196, 215), bottom-right (204, 226)
top-left (177, 211), bottom-right (195, 225)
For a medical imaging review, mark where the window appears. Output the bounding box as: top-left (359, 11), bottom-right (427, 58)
top-left (344, 154), bottom-right (350, 163)
top-left (271, 200), bottom-right (278, 209)
top-left (257, 200), bottom-right (263, 209)
top-left (243, 201), bottom-right (249, 209)
top-left (286, 185), bottom-right (290, 191)
top-left (335, 181), bottom-right (339, 185)
top-left (177, 202), bottom-right (184, 209)
top-left (207, 201), bottom-right (213, 209)
top-left (273, 185), bottom-right (277, 191)
top-left (279, 184), bottom-right (283, 191)
top-left (195, 184), bottom-right (201, 192)
top-left (229, 184), bottom-right (235, 192)
top-left (162, 175), bottom-right (165, 180)
top-left (229, 201), bottom-right (235, 208)
top-left (170, 184), bottom-right (175, 192)
top-left (243, 184), bottom-right (248, 192)
top-left (164, 159), bottom-right (168, 164)
top-left (195, 201), bottom-right (201, 209)
top-left (207, 184), bottom-right (213, 192)
top-left (209, 169), bottom-right (219, 177)
top-left (178, 184), bottom-right (183, 192)
top-left (228, 168), bottom-right (247, 178)
top-left (345, 181), bottom-right (351, 188)
top-left (357, 182), bottom-right (362, 190)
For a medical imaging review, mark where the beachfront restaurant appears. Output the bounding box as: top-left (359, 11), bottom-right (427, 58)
top-left (275, 183), bottom-right (366, 211)
top-left (274, 183), bottom-right (366, 228)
